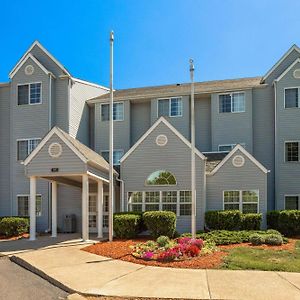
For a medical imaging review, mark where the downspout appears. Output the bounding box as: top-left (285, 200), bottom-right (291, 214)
top-left (274, 80), bottom-right (277, 210)
top-left (116, 175), bottom-right (125, 212)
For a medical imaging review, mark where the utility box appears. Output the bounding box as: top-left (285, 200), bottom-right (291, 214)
top-left (63, 214), bottom-right (76, 233)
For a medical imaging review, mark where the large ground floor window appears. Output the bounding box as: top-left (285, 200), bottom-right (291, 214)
top-left (285, 195), bottom-right (299, 210)
top-left (223, 190), bottom-right (259, 213)
top-left (17, 194), bottom-right (42, 217)
top-left (128, 191), bottom-right (192, 216)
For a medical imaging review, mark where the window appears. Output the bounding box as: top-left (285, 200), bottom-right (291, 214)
top-left (285, 196), bottom-right (299, 210)
top-left (285, 142), bottom-right (299, 162)
top-left (285, 88), bottom-right (299, 108)
top-left (101, 102), bottom-right (124, 121)
top-left (101, 150), bottom-right (124, 165)
top-left (128, 190), bottom-right (191, 216)
top-left (146, 170), bottom-right (177, 185)
top-left (17, 138), bottom-right (41, 161)
top-left (17, 195), bottom-right (42, 217)
top-left (219, 92), bottom-right (245, 113)
top-left (158, 97), bottom-right (182, 117)
top-left (18, 83), bottom-right (41, 105)
top-left (223, 190), bottom-right (259, 213)
top-left (218, 143), bottom-right (246, 152)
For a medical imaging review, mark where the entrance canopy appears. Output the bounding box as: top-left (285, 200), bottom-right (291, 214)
top-left (23, 126), bottom-right (117, 241)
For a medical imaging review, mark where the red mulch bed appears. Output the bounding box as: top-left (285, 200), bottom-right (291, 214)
top-left (83, 237), bottom-right (298, 270)
top-left (0, 233), bottom-right (29, 241)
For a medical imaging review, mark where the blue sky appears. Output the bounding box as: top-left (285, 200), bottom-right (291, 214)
top-left (1, 0), bottom-right (300, 88)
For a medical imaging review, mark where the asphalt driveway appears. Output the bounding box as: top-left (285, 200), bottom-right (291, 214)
top-left (0, 256), bottom-right (68, 300)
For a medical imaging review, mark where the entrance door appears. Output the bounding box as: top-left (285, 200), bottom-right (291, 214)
top-left (89, 193), bottom-right (109, 233)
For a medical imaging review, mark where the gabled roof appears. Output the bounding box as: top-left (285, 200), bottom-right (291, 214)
top-left (120, 117), bottom-right (206, 163)
top-left (204, 152), bottom-right (228, 172)
top-left (24, 127), bottom-right (116, 174)
top-left (9, 40), bottom-right (71, 79)
top-left (9, 53), bottom-right (55, 79)
top-left (262, 44), bottom-right (300, 83)
top-left (208, 144), bottom-right (269, 175)
top-left (87, 77), bottom-right (263, 103)
top-left (275, 58), bottom-right (300, 82)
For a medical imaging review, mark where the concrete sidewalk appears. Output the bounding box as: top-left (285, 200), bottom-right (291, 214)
top-left (8, 244), bottom-right (300, 300)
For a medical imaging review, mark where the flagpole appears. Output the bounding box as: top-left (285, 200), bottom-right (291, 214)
top-left (109, 31), bottom-right (114, 242)
top-left (190, 59), bottom-right (196, 239)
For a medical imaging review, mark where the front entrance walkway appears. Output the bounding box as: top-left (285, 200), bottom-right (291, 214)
top-left (8, 243), bottom-right (300, 300)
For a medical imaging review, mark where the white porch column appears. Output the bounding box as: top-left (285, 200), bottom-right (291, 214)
top-left (29, 176), bottom-right (36, 241)
top-left (97, 180), bottom-right (103, 238)
top-left (51, 181), bottom-right (57, 238)
top-left (82, 174), bottom-right (89, 241)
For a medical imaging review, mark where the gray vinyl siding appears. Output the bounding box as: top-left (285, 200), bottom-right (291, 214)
top-left (195, 97), bottom-right (211, 152)
top-left (54, 78), bottom-right (69, 132)
top-left (69, 81), bottom-right (107, 145)
top-left (0, 85), bottom-right (11, 215)
top-left (252, 85), bottom-right (275, 210)
top-left (211, 90), bottom-right (253, 153)
top-left (206, 149), bottom-right (268, 227)
top-left (130, 101), bottom-right (151, 145)
top-left (94, 100), bottom-right (131, 154)
top-left (26, 134), bottom-right (86, 176)
top-left (264, 48), bottom-right (300, 84)
top-left (10, 57), bottom-right (51, 230)
top-left (121, 121), bottom-right (206, 233)
top-left (151, 96), bottom-right (190, 140)
top-left (275, 60), bottom-right (300, 209)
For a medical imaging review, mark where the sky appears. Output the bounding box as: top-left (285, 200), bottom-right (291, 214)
top-left (1, 0), bottom-right (300, 89)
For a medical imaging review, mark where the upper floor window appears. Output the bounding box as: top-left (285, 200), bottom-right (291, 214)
top-left (17, 138), bottom-right (41, 161)
top-left (18, 83), bottom-right (41, 105)
top-left (101, 149), bottom-right (124, 165)
top-left (158, 97), bottom-right (182, 117)
top-left (101, 102), bottom-right (124, 121)
top-left (146, 170), bottom-right (177, 185)
top-left (219, 92), bottom-right (245, 113)
top-left (285, 88), bottom-right (299, 108)
top-left (285, 141), bottom-right (299, 162)
top-left (218, 143), bottom-right (245, 152)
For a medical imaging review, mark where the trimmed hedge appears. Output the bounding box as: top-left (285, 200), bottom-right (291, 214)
top-left (143, 211), bottom-right (176, 238)
top-left (205, 210), bottom-right (262, 231)
top-left (113, 213), bottom-right (142, 238)
top-left (267, 210), bottom-right (300, 236)
top-left (0, 217), bottom-right (29, 237)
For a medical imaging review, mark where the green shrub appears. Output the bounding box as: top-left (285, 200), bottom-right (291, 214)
top-left (205, 210), bottom-right (242, 230)
top-left (241, 213), bottom-right (262, 230)
top-left (249, 233), bottom-right (265, 245)
top-left (113, 213), bottom-right (142, 238)
top-left (156, 236), bottom-right (170, 247)
top-left (114, 211), bottom-right (145, 232)
top-left (267, 210), bottom-right (280, 230)
top-left (143, 211), bottom-right (176, 238)
top-left (265, 234), bottom-right (283, 246)
top-left (0, 217), bottom-right (29, 237)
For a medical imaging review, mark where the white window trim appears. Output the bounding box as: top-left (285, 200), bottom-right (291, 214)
top-left (284, 140), bottom-right (300, 163)
top-left (100, 149), bottom-right (124, 166)
top-left (17, 194), bottom-right (42, 217)
top-left (17, 82), bottom-right (42, 106)
top-left (222, 190), bottom-right (259, 213)
top-left (16, 138), bottom-right (41, 161)
top-left (156, 96), bottom-right (183, 118)
top-left (100, 101), bottom-right (124, 122)
top-left (127, 190), bottom-right (191, 217)
top-left (284, 194), bottom-right (300, 210)
top-left (284, 87), bottom-right (300, 109)
top-left (218, 91), bottom-right (245, 113)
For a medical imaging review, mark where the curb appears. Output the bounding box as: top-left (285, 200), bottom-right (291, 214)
top-left (10, 255), bottom-right (76, 295)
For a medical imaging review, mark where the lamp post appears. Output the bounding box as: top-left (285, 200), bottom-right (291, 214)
top-left (109, 31), bottom-right (114, 242)
top-left (190, 59), bottom-right (196, 239)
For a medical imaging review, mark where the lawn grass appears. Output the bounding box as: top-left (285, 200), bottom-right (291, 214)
top-left (222, 241), bottom-right (300, 272)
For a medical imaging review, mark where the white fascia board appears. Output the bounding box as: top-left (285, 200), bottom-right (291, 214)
top-left (262, 44), bottom-right (300, 83)
top-left (209, 144), bottom-right (269, 176)
top-left (71, 77), bottom-right (110, 91)
top-left (274, 58), bottom-right (300, 83)
top-left (24, 127), bottom-right (87, 166)
top-left (9, 40), bottom-right (71, 78)
top-left (120, 117), bottom-right (206, 163)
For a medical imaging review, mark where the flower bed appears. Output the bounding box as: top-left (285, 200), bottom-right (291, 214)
top-left (131, 236), bottom-right (209, 262)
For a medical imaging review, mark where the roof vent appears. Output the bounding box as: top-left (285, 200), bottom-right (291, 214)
top-left (48, 142), bottom-right (63, 158)
top-left (232, 155), bottom-right (245, 167)
top-left (176, 83), bottom-right (181, 86)
top-left (156, 134), bottom-right (168, 146)
top-left (293, 69), bottom-right (300, 79)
